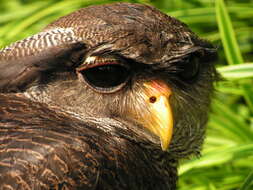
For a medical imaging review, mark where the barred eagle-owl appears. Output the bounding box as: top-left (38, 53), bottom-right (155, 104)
top-left (0, 2), bottom-right (218, 190)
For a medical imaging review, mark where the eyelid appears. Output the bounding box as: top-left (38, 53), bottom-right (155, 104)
top-left (76, 55), bottom-right (129, 72)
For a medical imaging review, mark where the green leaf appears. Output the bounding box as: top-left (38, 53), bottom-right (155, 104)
top-left (179, 144), bottom-right (253, 175)
top-left (217, 63), bottom-right (253, 80)
top-left (241, 83), bottom-right (253, 114)
top-left (215, 0), bottom-right (244, 64)
top-left (240, 169), bottom-right (253, 190)
top-left (211, 99), bottom-right (253, 142)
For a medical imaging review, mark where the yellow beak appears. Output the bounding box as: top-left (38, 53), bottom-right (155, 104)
top-left (148, 95), bottom-right (173, 150)
top-left (142, 81), bottom-right (173, 151)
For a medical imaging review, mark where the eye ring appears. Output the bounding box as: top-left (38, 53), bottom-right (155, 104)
top-left (77, 63), bottom-right (131, 94)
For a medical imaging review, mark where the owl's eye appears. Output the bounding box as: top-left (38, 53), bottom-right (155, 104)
top-left (178, 56), bottom-right (200, 82)
top-left (78, 64), bottom-right (130, 93)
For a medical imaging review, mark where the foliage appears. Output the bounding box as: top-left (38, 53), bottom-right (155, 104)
top-left (0, 0), bottom-right (252, 189)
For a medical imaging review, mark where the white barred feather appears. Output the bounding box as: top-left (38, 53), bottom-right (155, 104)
top-left (0, 27), bottom-right (81, 59)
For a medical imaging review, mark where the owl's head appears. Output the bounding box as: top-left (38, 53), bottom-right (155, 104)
top-left (0, 3), bottom-right (218, 156)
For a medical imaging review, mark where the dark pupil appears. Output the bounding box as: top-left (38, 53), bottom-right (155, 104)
top-left (81, 64), bottom-right (129, 88)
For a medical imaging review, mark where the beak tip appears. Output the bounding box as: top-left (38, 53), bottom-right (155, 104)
top-left (161, 138), bottom-right (170, 151)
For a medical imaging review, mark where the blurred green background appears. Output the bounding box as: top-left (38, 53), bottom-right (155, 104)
top-left (0, 0), bottom-right (253, 189)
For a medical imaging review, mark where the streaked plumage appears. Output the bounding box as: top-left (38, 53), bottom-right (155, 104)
top-left (0, 3), bottom-right (218, 190)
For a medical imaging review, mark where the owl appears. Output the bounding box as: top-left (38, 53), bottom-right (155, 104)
top-left (0, 3), bottom-right (218, 190)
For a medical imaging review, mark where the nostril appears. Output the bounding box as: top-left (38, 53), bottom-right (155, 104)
top-left (149, 96), bottom-right (157, 103)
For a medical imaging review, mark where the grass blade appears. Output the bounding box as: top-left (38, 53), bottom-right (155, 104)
top-left (240, 169), bottom-right (253, 190)
top-left (218, 63), bottom-right (253, 80)
top-left (215, 0), bottom-right (243, 64)
top-left (241, 83), bottom-right (253, 114)
top-left (179, 144), bottom-right (253, 175)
